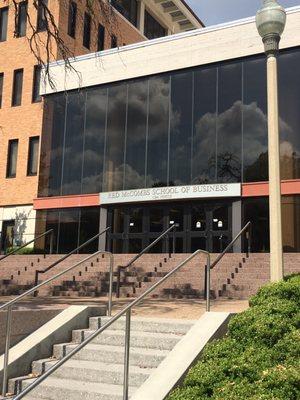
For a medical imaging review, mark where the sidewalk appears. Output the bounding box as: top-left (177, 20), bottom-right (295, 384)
top-left (0, 296), bottom-right (249, 319)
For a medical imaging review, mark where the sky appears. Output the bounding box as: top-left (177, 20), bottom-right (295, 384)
top-left (186, 0), bottom-right (300, 26)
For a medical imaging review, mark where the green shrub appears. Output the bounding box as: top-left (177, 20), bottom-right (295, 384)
top-left (228, 298), bottom-right (299, 347)
top-left (167, 275), bottom-right (300, 400)
top-left (250, 276), bottom-right (300, 307)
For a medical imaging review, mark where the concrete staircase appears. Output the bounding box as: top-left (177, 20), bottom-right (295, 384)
top-left (8, 316), bottom-right (195, 400)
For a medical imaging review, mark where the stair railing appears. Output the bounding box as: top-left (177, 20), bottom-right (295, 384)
top-left (0, 229), bottom-right (54, 262)
top-left (33, 227), bottom-right (111, 296)
top-left (0, 249), bottom-right (114, 397)
top-left (204, 221), bottom-right (252, 296)
top-left (116, 223), bottom-right (178, 297)
top-left (8, 248), bottom-right (211, 400)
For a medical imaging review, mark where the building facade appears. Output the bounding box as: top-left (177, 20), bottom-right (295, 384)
top-left (32, 6), bottom-right (300, 255)
top-left (0, 0), bottom-right (202, 252)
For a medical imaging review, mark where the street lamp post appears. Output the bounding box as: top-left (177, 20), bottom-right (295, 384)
top-left (256, 0), bottom-right (286, 282)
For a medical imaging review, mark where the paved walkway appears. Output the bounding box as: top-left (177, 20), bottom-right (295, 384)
top-left (0, 296), bottom-right (249, 319)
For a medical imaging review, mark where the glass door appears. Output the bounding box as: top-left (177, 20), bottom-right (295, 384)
top-left (188, 202), bottom-right (232, 253)
top-left (1, 220), bottom-right (15, 253)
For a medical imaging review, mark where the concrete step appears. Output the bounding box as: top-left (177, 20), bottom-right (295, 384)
top-left (53, 343), bottom-right (168, 368)
top-left (32, 359), bottom-right (153, 387)
top-left (89, 316), bottom-right (195, 335)
top-left (72, 329), bottom-right (182, 350)
top-left (21, 377), bottom-right (136, 400)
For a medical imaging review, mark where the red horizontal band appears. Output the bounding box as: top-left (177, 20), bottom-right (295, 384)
top-left (33, 194), bottom-right (100, 210)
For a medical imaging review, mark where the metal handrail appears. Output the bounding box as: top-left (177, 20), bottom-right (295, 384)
top-left (9, 248), bottom-right (210, 400)
top-left (116, 224), bottom-right (178, 297)
top-left (210, 221), bottom-right (252, 269)
top-left (0, 249), bottom-right (114, 397)
top-left (33, 227), bottom-right (110, 295)
top-left (0, 229), bottom-right (54, 262)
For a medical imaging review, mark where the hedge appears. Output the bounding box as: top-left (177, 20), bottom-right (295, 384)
top-left (167, 274), bottom-right (300, 400)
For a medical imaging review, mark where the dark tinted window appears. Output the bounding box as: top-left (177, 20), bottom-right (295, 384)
top-left (32, 65), bottom-right (42, 103)
top-left (103, 84), bottom-right (127, 191)
top-left (17, 1), bottom-right (27, 37)
top-left (97, 24), bottom-right (105, 51)
top-left (37, 0), bottom-right (48, 31)
top-left (83, 12), bottom-right (91, 48)
top-left (124, 80), bottom-right (148, 189)
top-left (169, 71), bottom-right (193, 186)
top-left (12, 69), bottom-right (23, 106)
top-left (0, 7), bottom-right (8, 42)
top-left (0, 73), bottom-right (3, 108)
top-left (111, 34), bottom-right (117, 48)
top-left (7, 139), bottom-right (18, 178)
top-left (27, 136), bottom-right (39, 176)
top-left (78, 207), bottom-right (100, 253)
top-left (278, 50), bottom-right (300, 180)
top-left (217, 62), bottom-right (242, 182)
top-left (82, 87), bottom-right (107, 193)
top-left (243, 57), bottom-right (268, 182)
top-left (58, 209), bottom-right (80, 253)
top-left (68, 1), bottom-right (77, 38)
top-left (111, 0), bottom-right (138, 26)
top-left (193, 67), bottom-right (217, 183)
top-left (242, 197), bottom-right (269, 252)
top-left (62, 92), bottom-right (85, 195)
top-left (144, 10), bottom-right (166, 39)
top-left (282, 195), bottom-right (300, 252)
top-left (146, 75), bottom-right (169, 187)
top-left (39, 94), bottom-right (66, 197)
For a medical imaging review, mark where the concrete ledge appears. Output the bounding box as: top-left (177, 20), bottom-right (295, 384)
top-left (131, 312), bottom-right (232, 400)
top-left (0, 305), bottom-right (106, 389)
top-left (0, 309), bottom-right (62, 354)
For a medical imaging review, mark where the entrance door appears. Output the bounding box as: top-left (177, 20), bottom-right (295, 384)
top-left (189, 203), bottom-right (232, 253)
top-left (1, 220), bottom-right (15, 253)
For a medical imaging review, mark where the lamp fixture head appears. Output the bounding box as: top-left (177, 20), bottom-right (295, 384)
top-left (256, 0), bottom-right (286, 55)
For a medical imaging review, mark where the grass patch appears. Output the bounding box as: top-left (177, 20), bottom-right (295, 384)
top-left (167, 274), bottom-right (300, 400)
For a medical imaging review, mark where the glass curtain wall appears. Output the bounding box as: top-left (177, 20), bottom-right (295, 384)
top-left (38, 48), bottom-right (300, 198)
top-left (35, 207), bottom-right (100, 254)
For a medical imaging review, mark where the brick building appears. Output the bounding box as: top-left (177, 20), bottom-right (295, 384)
top-left (0, 0), bottom-right (203, 251)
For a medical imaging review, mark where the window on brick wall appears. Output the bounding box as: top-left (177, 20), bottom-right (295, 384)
top-left (12, 69), bottom-right (23, 107)
top-left (27, 136), bottom-right (39, 176)
top-left (0, 73), bottom-right (3, 108)
top-left (111, 34), bottom-right (117, 48)
top-left (32, 65), bottom-right (42, 103)
top-left (83, 12), bottom-right (91, 49)
top-left (0, 7), bottom-right (8, 42)
top-left (17, 1), bottom-right (28, 37)
top-left (37, 0), bottom-right (48, 32)
top-left (68, 1), bottom-right (77, 38)
top-left (97, 24), bottom-right (105, 51)
top-left (6, 139), bottom-right (19, 178)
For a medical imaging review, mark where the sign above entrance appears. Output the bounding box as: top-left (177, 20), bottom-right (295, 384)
top-left (100, 183), bottom-right (241, 205)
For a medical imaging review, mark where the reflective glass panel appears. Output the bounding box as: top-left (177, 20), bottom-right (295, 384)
top-left (243, 57), bottom-right (268, 182)
top-left (58, 209), bottom-right (80, 253)
top-left (217, 62), bottom-right (242, 182)
top-left (104, 84), bottom-right (127, 191)
top-left (146, 76), bottom-right (169, 187)
top-left (39, 95), bottom-right (66, 197)
top-left (193, 67), bottom-right (217, 183)
top-left (278, 50), bottom-right (300, 180)
top-left (124, 80), bottom-right (148, 189)
top-left (282, 195), bottom-right (300, 252)
top-left (169, 207), bottom-right (184, 231)
top-left (62, 92), bottom-right (85, 195)
top-left (150, 208), bottom-right (164, 232)
top-left (212, 205), bottom-right (229, 231)
top-left (79, 207), bottom-right (100, 253)
top-left (82, 88), bottom-right (107, 194)
top-left (128, 208), bottom-right (143, 233)
top-left (191, 206), bottom-right (206, 231)
top-left (169, 72), bottom-right (193, 186)
top-left (242, 198), bottom-right (269, 252)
